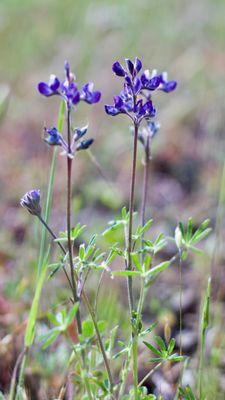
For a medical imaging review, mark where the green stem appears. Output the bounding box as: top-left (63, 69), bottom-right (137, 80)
top-left (198, 333), bottom-right (205, 399)
top-left (38, 215), bottom-right (73, 292)
top-left (137, 278), bottom-right (145, 316)
top-left (82, 292), bottom-right (114, 396)
top-left (37, 101), bottom-right (65, 276)
top-left (138, 361), bottom-right (163, 388)
top-left (127, 121), bottom-right (139, 400)
top-left (132, 334), bottom-right (138, 400)
top-left (37, 217), bottom-right (114, 394)
top-left (9, 348), bottom-right (27, 400)
top-left (140, 137), bottom-right (150, 229)
top-left (179, 253), bottom-right (183, 356)
top-left (118, 347), bottom-right (132, 398)
top-left (127, 122), bottom-right (139, 312)
top-left (66, 107), bottom-right (82, 335)
top-left (16, 352), bottom-right (27, 390)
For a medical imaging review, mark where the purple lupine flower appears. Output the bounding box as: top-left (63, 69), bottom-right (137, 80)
top-left (44, 123), bottom-right (94, 156)
top-left (20, 190), bottom-right (41, 216)
top-left (137, 120), bottom-right (161, 154)
top-left (44, 127), bottom-right (63, 146)
top-left (38, 61), bottom-right (101, 109)
top-left (73, 125), bottom-right (89, 141)
top-left (140, 69), bottom-right (161, 91)
top-left (105, 58), bottom-right (177, 124)
top-left (147, 120), bottom-right (161, 138)
top-left (158, 72), bottom-right (177, 93)
top-left (38, 74), bottom-right (60, 97)
top-left (76, 138), bottom-right (94, 151)
top-left (80, 83), bottom-right (101, 104)
top-left (44, 127), bottom-right (69, 153)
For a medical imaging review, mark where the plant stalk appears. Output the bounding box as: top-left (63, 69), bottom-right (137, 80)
top-left (138, 361), bottom-right (163, 388)
top-left (66, 107), bottom-right (82, 335)
top-left (38, 217), bottom-right (114, 395)
top-left (127, 122), bottom-right (139, 312)
top-left (127, 121), bottom-right (139, 400)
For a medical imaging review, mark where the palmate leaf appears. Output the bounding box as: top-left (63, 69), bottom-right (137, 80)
top-left (82, 319), bottom-right (95, 338)
top-left (139, 322), bottom-right (157, 337)
top-left (131, 252), bottom-right (142, 272)
top-left (112, 270), bottom-right (141, 277)
top-left (167, 337), bottom-right (176, 354)
top-left (145, 261), bottom-right (170, 279)
top-left (154, 336), bottom-right (166, 352)
top-left (66, 303), bottom-right (79, 326)
top-left (178, 385), bottom-right (196, 400)
top-left (143, 341), bottom-right (162, 357)
top-left (175, 218), bottom-right (211, 254)
top-left (39, 328), bottom-right (60, 349)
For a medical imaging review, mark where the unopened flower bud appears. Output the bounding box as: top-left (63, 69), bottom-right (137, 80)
top-left (20, 190), bottom-right (41, 216)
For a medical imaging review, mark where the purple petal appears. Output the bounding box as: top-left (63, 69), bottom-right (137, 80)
top-left (161, 80), bottom-right (177, 93)
top-left (140, 71), bottom-right (149, 86)
top-left (37, 82), bottom-right (53, 96)
top-left (134, 57), bottom-right (142, 74)
top-left (112, 61), bottom-right (126, 77)
top-left (142, 100), bottom-right (156, 117)
top-left (114, 96), bottom-right (123, 109)
top-left (64, 60), bottom-right (70, 80)
top-left (125, 75), bottom-right (132, 87)
top-left (77, 138), bottom-right (94, 150)
top-left (125, 59), bottom-right (134, 75)
top-left (105, 105), bottom-right (121, 116)
top-left (134, 78), bottom-right (141, 94)
top-left (49, 74), bottom-right (60, 91)
top-left (90, 91), bottom-right (101, 103)
top-left (72, 91), bottom-right (80, 105)
top-left (141, 75), bottom-right (161, 91)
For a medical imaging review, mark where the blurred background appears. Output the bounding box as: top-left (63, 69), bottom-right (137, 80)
top-left (0, 0), bottom-right (225, 398)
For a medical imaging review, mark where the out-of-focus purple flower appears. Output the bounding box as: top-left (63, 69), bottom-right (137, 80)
top-left (20, 190), bottom-right (41, 216)
top-left (44, 127), bottom-right (63, 146)
top-left (37, 61), bottom-right (101, 109)
top-left (44, 127), bottom-right (69, 154)
top-left (73, 125), bottom-right (89, 141)
top-left (147, 121), bottom-right (161, 138)
top-left (80, 83), bottom-right (101, 104)
top-left (105, 58), bottom-right (177, 124)
top-left (158, 72), bottom-right (177, 93)
top-left (140, 69), bottom-right (161, 91)
top-left (137, 120), bottom-right (161, 155)
top-left (44, 123), bottom-right (94, 156)
top-left (112, 61), bottom-right (126, 77)
top-left (76, 138), bottom-right (94, 151)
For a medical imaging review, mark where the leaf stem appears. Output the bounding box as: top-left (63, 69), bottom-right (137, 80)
top-left (138, 361), bottom-right (163, 388)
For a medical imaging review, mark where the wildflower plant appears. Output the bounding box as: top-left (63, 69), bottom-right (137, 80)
top-left (12, 58), bottom-right (212, 400)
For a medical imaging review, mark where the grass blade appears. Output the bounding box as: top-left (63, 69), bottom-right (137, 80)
top-left (37, 101), bottom-right (65, 275)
